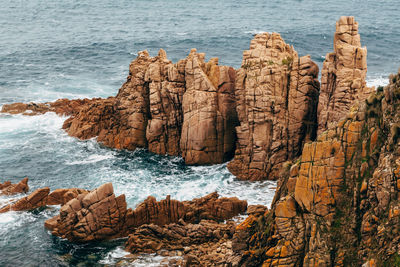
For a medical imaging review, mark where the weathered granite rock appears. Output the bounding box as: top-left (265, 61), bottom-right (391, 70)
top-left (1, 98), bottom-right (96, 116)
top-left (0, 183), bottom-right (89, 213)
top-left (62, 49), bottom-right (238, 164)
top-left (229, 69), bottom-right (400, 266)
top-left (228, 32), bottom-right (320, 181)
top-left (47, 188), bottom-right (89, 205)
top-left (46, 183), bottom-right (126, 242)
top-left (318, 16), bottom-right (372, 135)
top-left (0, 187), bottom-right (50, 213)
top-left (125, 219), bottom-right (235, 254)
top-left (0, 177), bottom-right (29, 196)
top-left (145, 49), bottom-right (186, 156)
top-left (180, 49), bottom-right (238, 164)
top-left (45, 183), bottom-right (247, 243)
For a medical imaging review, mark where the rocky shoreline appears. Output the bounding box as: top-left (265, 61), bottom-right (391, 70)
top-left (1, 16), bottom-right (400, 266)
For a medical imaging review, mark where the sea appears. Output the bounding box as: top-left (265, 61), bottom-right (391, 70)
top-left (0, 0), bottom-right (399, 266)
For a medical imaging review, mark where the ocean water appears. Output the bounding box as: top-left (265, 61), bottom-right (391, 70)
top-left (0, 0), bottom-right (399, 266)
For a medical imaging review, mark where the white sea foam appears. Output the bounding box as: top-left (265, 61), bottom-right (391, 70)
top-left (98, 246), bottom-right (131, 265)
top-left (366, 76), bottom-right (389, 88)
top-left (65, 153), bottom-right (115, 165)
top-left (0, 113), bottom-right (65, 134)
top-left (244, 30), bottom-right (266, 35)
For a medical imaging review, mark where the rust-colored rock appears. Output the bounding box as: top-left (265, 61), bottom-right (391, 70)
top-left (228, 32), bottom-right (319, 181)
top-left (0, 187), bottom-right (50, 213)
top-left (47, 183), bottom-right (126, 242)
top-left (47, 188), bottom-right (89, 205)
top-left (62, 49), bottom-right (238, 164)
top-left (125, 219), bottom-right (235, 254)
top-left (318, 16), bottom-right (372, 135)
top-left (0, 177), bottom-right (29, 196)
top-left (180, 49), bottom-right (238, 164)
top-left (1, 98), bottom-right (96, 116)
top-left (228, 70), bottom-right (400, 266)
top-left (45, 183), bottom-right (247, 243)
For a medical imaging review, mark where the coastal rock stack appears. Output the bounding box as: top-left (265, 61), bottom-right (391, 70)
top-left (227, 33), bottom-right (320, 181)
top-left (60, 49), bottom-right (238, 164)
top-left (318, 16), bottom-right (371, 135)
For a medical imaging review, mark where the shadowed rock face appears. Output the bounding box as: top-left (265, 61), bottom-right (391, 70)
top-left (318, 16), bottom-right (372, 135)
top-left (229, 69), bottom-right (400, 266)
top-left (181, 49), bottom-right (238, 164)
top-left (44, 183), bottom-right (247, 243)
top-left (227, 33), bottom-right (320, 181)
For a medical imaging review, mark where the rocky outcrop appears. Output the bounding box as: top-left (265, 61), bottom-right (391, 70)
top-left (227, 33), bottom-right (320, 181)
top-left (45, 183), bottom-right (247, 243)
top-left (0, 187), bottom-right (50, 213)
top-left (230, 69), bottom-right (400, 266)
top-left (318, 16), bottom-right (372, 135)
top-left (61, 49), bottom-right (238, 164)
top-left (0, 185), bottom-right (88, 213)
top-left (0, 177), bottom-right (29, 196)
top-left (1, 98), bottom-right (96, 116)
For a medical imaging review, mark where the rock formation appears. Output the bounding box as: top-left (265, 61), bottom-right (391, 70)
top-left (318, 16), bottom-right (372, 135)
top-left (125, 219), bottom-right (235, 254)
top-left (229, 69), bottom-right (400, 266)
top-left (227, 32), bottom-right (320, 181)
top-left (61, 49), bottom-right (238, 164)
top-left (0, 184), bottom-right (88, 213)
top-left (45, 183), bottom-right (247, 243)
top-left (1, 98), bottom-right (96, 116)
top-left (0, 177), bottom-right (29, 196)
top-left (0, 187), bottom-right (50, 213)
top-left (1, 17), bottom-right (377, 184)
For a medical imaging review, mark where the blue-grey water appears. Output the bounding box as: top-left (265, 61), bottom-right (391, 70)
top-left (0, 0), bottom-right (399, 266)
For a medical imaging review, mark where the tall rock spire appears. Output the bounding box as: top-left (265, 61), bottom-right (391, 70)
top-left (317, 16), bottom-right (372, 134)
